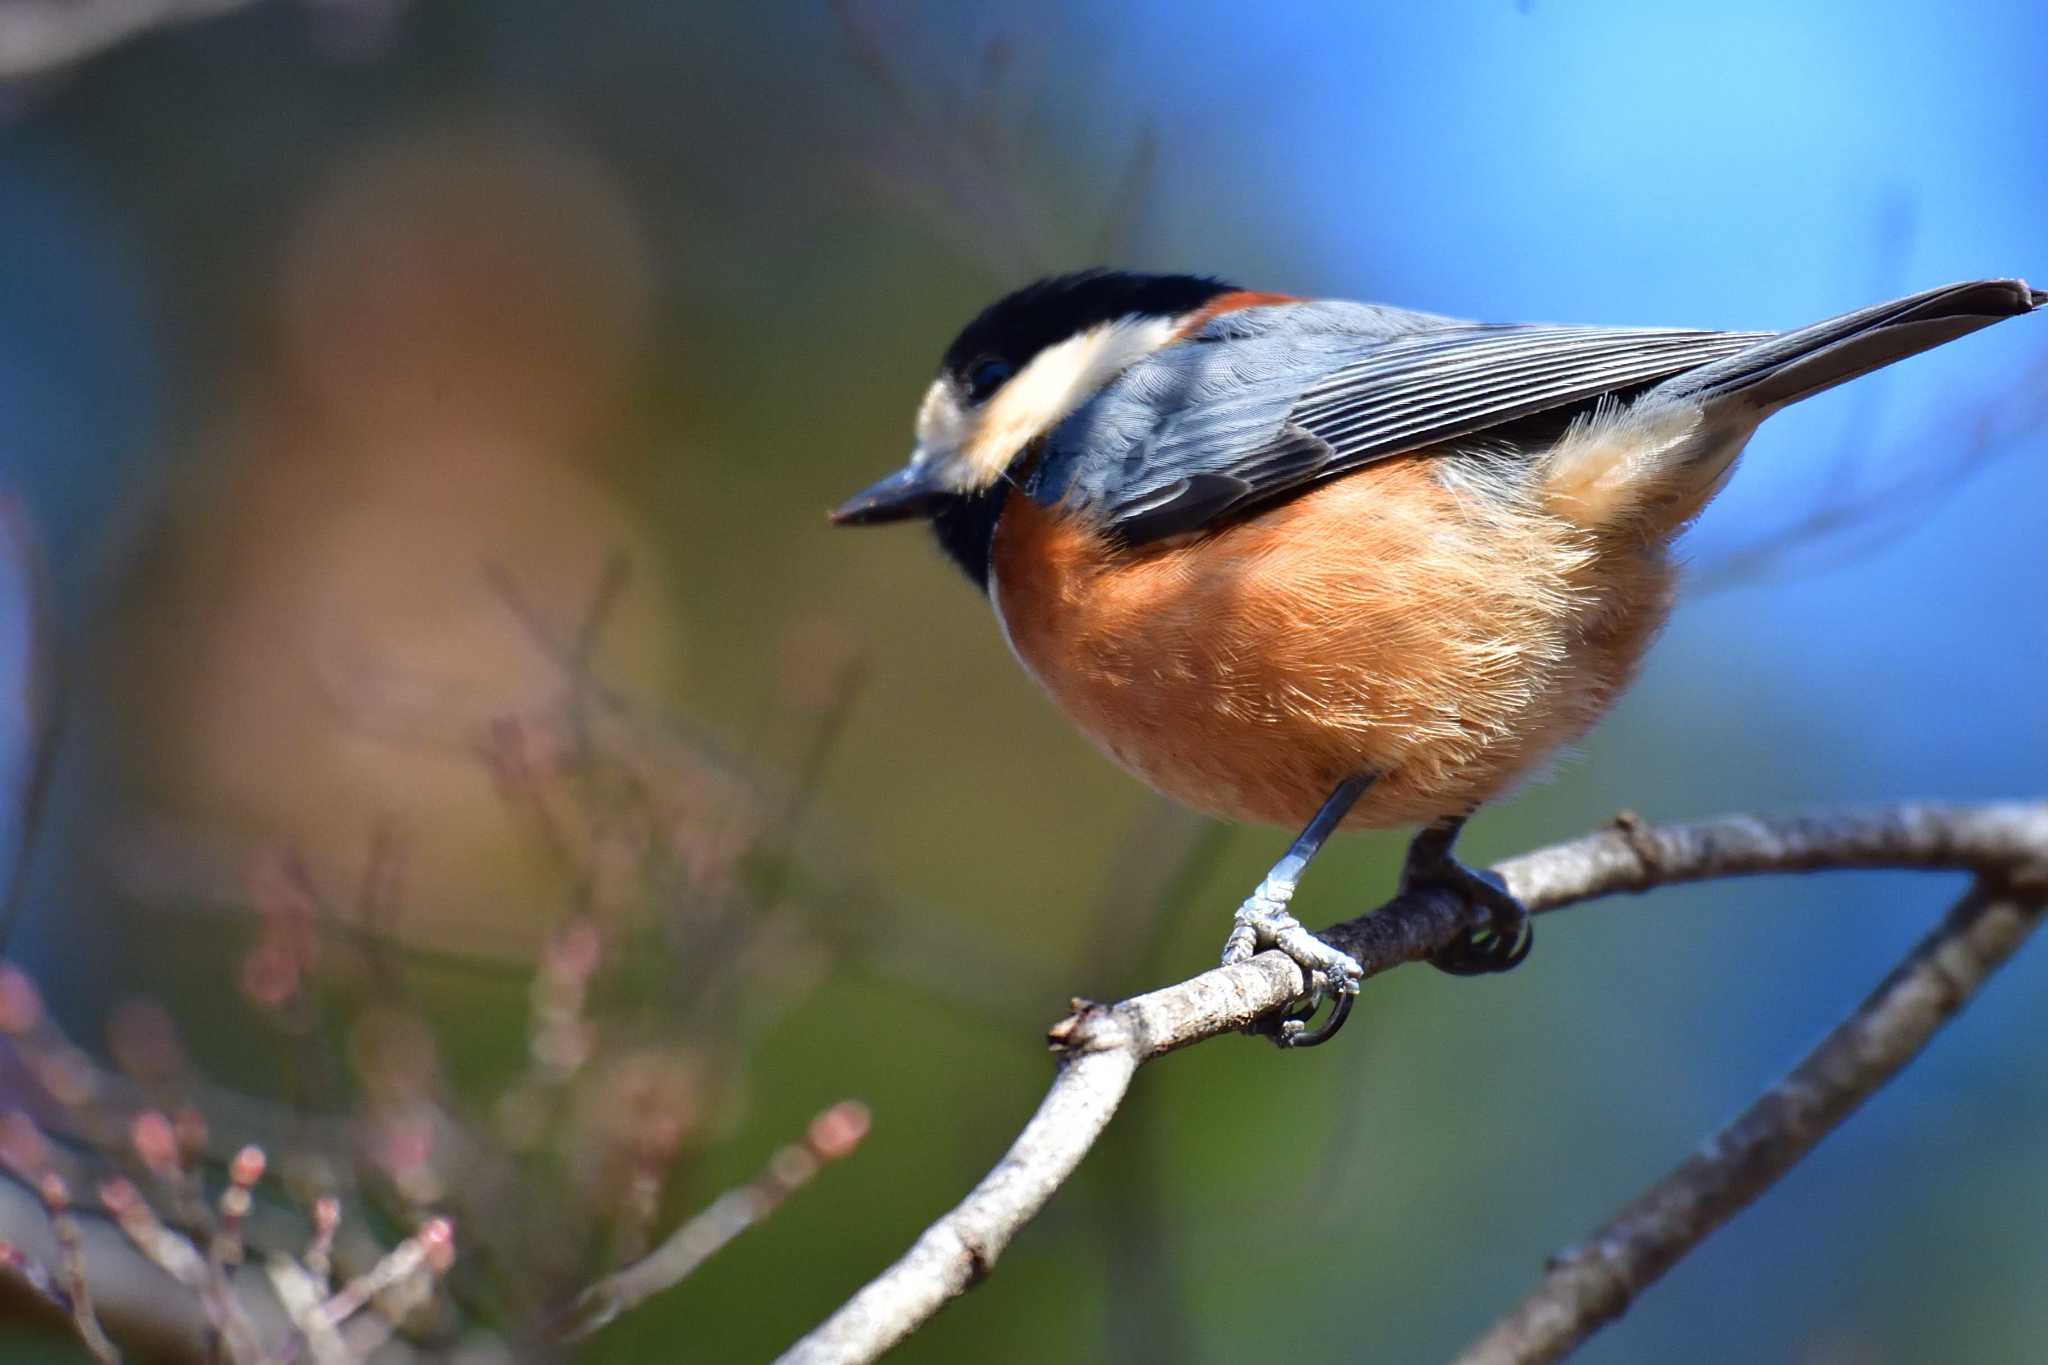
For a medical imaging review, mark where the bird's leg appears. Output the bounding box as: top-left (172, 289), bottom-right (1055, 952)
top-left (1220, 773), bottom-right (1375, 1048)
top-left (1402, 813), bottom-right (1533, 976)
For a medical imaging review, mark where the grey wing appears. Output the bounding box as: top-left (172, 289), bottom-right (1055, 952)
top-left (1047, 320), bottom-right (1774, 545)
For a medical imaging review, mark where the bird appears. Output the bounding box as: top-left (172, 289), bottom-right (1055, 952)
top-left (831, 269), bottom-right (2042, 1046)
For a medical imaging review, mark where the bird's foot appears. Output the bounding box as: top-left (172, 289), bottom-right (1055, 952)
top-left (1404, 855), bottom-right (1532, 976)
top-left (1220, 874), bottom-right (1362, 1048)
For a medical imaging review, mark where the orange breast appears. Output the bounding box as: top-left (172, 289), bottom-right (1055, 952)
top-left (988, 457), bottom-right (1675, 830)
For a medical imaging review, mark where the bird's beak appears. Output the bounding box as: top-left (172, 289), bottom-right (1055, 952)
top-left (830, 456), bottom-right (951, 526)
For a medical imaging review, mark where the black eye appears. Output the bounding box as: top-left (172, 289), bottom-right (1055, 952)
top-left (966, 357), bottom-right (1013, 403)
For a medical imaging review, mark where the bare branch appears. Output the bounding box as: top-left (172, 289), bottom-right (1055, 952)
top-left (38, 1172), bottom-right (122, 1363)
top-left (777, 802), bottom-right (2048, 1365)
top-left (567, 1100), bottom-right (872, 1338)
top-left (1455, 874), bottom-right (2046, 1365)
top-left (313, 1216), bottom-right (454, 1340)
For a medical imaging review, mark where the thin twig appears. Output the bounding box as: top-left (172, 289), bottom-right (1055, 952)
top-left (264, 1252), bottom-right (350, 1365)
top-left (100, 1170), bottom-right (269, 1364)
top-left (315, 1215), bottom-right (453, 1333)
top-left (40, 1172), bottom-right (122, 1363)
top-left (776, 802), bottom-right (2048, 1365)
top-left (1454, 874), bottom-right (2047, 1365)
top-left (567, 1100), bottom-right (872, 1338)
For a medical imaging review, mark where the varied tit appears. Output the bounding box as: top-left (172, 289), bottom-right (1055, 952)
top-left (833, 270), bottom-right (2042, 1046)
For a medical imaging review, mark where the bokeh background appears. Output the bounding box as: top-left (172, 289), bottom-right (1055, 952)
top-left (0, 1), bottom-right (2043, 1361)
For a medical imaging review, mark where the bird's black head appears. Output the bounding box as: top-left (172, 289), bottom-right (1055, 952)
top-left (832, 270), bottom-right (1237, 587)
top-left (936, 270), bottom-right (1236, 408)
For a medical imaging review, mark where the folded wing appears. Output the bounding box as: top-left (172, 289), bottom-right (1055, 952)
top-left (1071, 321), bottom-right (1769, 545)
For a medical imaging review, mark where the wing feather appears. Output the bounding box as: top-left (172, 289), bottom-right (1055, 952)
top-left (1073, 322), bottom-right (1773, 543)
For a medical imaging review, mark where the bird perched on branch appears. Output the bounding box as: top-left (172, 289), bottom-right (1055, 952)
top-left (833, 270), bottom-right (2042, 1046)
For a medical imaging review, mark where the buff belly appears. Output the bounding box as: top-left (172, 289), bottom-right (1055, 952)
top-left (988, 456), bottom-right (1676, 830)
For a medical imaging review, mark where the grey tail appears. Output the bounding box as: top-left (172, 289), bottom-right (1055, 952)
top-left (1650, 278), bottom-right (2044, 413)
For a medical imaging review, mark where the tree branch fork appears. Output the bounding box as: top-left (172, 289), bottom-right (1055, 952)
top-left (780, 801), bottom-right (2048, 1365)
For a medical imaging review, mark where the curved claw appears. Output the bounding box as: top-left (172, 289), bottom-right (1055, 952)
top-left (1415, 862), bottom-right (1533, 978)
top-left (1225, 880), bottom-right (1364, 1048)
top-left (1275, 988), bottom-right (1355, 1048)
top-left (1432, 919), bottom-right (1533, 976)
